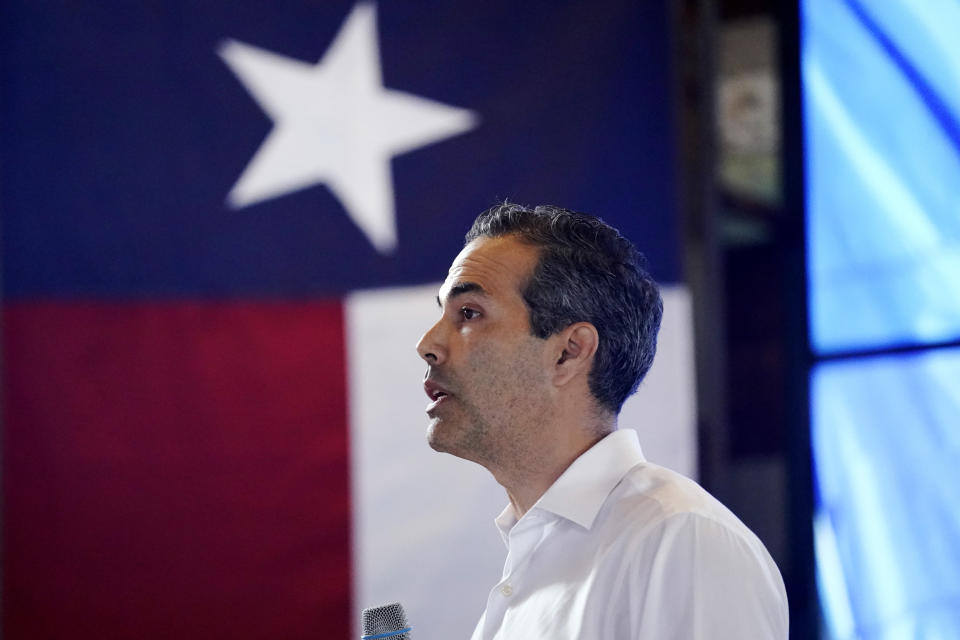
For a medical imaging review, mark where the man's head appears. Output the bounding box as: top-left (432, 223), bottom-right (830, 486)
top-left (416, 203), bottom-right (662, 469)
top-left (417, 232), bottom-right (552, 466)
top-left (465, 203), bottom-right (662, 414)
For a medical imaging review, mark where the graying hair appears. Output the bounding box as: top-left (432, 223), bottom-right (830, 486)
top-left (465, 203), bottom-right (662, 413)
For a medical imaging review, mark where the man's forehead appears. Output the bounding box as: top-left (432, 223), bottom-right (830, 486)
top-left (437, 237), bottom-right (534, 298)
top-left (445, 238), bottom-right (486, 275)
top-left (454, 236), bottom-right (538, 275)
top-left (436, 280), bottom-right (488, 308)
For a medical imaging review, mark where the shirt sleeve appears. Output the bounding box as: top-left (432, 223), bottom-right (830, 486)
top-left (630, 512), bottom-right (789, 639)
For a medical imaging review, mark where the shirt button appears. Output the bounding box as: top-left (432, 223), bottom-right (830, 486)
top-left (500, 584), bottom-right (513, 597)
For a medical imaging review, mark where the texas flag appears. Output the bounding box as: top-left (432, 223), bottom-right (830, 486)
top-left (1, 2), bottom-right (693, 639)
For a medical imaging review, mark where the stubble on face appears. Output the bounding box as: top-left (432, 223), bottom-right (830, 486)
top-left (426, 332), bottom-right (552, 471)
top-left (422, 235), bottom-right (557, 476)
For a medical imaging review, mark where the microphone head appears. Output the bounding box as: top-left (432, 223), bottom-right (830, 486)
top-left (361, 602), bottom-right (411, 639)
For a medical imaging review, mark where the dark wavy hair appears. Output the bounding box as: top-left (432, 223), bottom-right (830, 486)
top-left (465, 203), bottom-right (663, 414)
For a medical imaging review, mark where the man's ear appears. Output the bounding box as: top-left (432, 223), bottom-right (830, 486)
top-left (553, 322), bottom-right (599, 387)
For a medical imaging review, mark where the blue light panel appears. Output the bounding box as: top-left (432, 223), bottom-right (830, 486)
top-left (804, 0), bottom-right (960, 355)
top-left (803, 1), bottom-right (960, 637)
top-left (812, 350), bottom-right (960, 638)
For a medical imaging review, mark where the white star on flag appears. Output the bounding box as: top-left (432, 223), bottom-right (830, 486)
top-left (219, 3), bottom-right (478, 253)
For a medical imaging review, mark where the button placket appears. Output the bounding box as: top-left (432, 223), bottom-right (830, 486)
top-left (495, 513), bottom-right (551, 605)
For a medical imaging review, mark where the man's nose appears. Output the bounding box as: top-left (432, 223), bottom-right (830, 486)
top-left (416, 319), bottom-right (447, 365)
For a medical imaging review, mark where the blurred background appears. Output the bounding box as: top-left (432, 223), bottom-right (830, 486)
top-left (2, 0), bottom-right (958, 638)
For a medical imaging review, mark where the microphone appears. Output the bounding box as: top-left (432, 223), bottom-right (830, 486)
top-left (361, 602), bottom-right (412, 639)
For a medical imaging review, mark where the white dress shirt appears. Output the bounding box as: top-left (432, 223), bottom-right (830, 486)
top-left (470, 429), bottom-right (788, 639)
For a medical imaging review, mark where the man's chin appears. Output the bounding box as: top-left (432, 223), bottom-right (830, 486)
top-left (426, 420), bottom-right (453, 453)
top-left (426, 418), bottom-right (474, 459)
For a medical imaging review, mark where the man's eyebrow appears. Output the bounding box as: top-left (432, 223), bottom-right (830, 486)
top-left (437, 281), bottom-right (487, 308)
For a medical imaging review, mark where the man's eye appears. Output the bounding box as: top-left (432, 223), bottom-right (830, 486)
top-left (460, 307), bottom-right (480, 320)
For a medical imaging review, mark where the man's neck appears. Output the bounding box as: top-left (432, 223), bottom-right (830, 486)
top-left (497, 419), bottom-right (615, 518)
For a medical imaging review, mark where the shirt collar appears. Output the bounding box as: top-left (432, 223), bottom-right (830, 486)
top-left (494, 429), bottom-right (646, 537)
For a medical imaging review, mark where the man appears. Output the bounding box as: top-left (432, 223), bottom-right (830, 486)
top-left (416, 203), bottom-right (788, 639)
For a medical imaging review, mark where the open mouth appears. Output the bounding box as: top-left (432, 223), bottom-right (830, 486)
top-left (424, 380), bottom-right (451, 412)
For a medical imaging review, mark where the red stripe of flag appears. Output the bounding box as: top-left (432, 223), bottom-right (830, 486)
top-left (3, 301), bottom-right (350, 639)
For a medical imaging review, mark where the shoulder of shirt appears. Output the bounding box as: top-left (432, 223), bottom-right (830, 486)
top-left (604, 460), bottom-right (767, 553)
